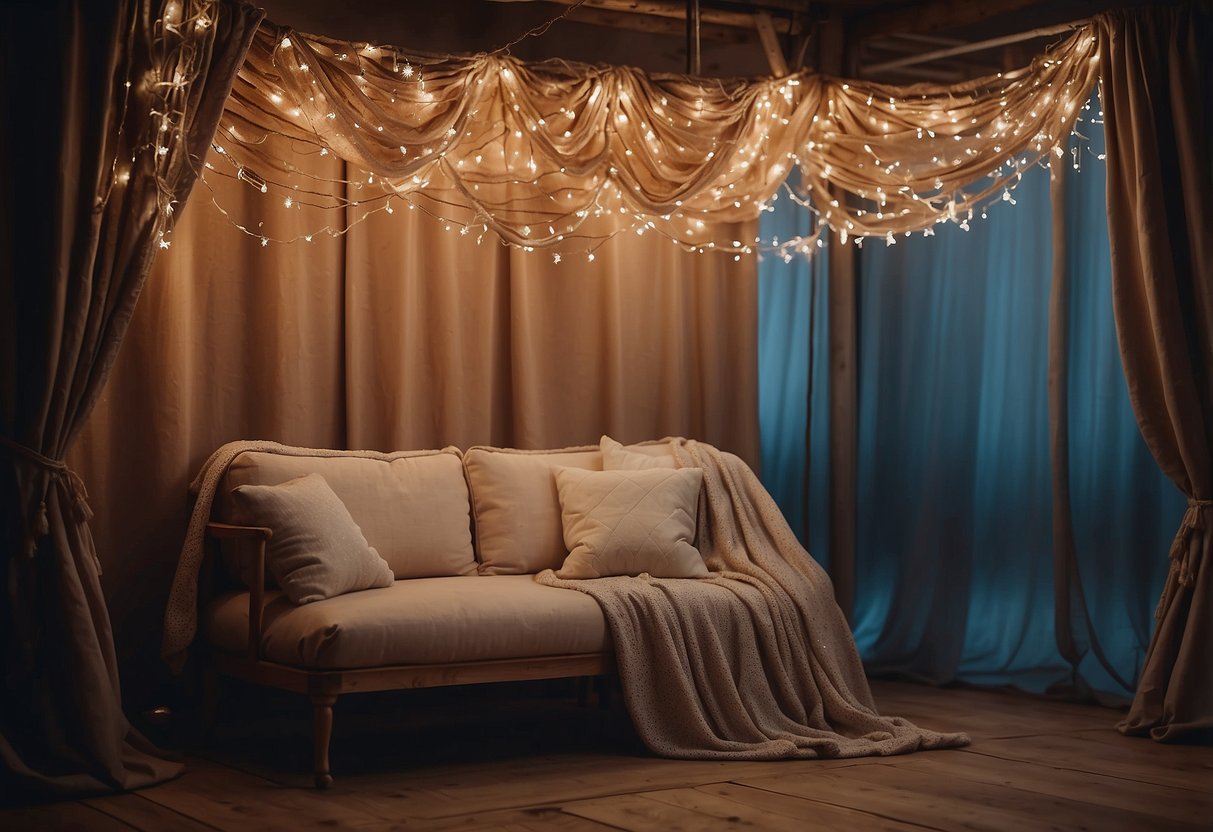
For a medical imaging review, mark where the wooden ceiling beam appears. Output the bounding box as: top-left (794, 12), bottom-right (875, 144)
top-left (853, 0), bottom-right (1046, 39)
top-left (542, 0), bottom-right (807, 34)
top-left (564, 5), bottom-right (751, 42)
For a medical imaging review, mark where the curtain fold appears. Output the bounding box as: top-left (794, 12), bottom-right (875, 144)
top-left (1098, 4), bottom-right (1213, 742)
top-left (342, 194), bottom-right (760, 460)
top-left (0, 0), bottom-right (262, 798)
top-left (757, 194), bottom-right (830, 565)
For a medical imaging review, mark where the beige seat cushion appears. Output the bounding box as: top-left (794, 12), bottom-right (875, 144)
top-left (218, 448), bottom-right (476, 579)
top-left (204, 575), bottom-right (611, 669)
top-left (463, 446), bottom-right (602, 574)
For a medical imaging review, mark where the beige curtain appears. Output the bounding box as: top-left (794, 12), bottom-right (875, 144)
top-left (1097, 4), bottom-right (1213, 742)
top-left (343, 198), bottom-right (758, 454)
top-left (71, 143), bottom-right (759, 698)
top-left (0, 0), bottom-right (261, 797)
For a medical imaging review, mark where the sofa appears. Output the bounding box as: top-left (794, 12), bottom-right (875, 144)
top-left (196, 438), bottom-right (681, 788)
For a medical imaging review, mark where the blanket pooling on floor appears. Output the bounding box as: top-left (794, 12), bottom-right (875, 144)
top-left (536, 438), bottom-right (970, 759)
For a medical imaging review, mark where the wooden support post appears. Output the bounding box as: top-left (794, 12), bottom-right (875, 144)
top-left (311, 694), bottom-right (338, 789)
top-left (827, 235), bottom-right (857, 623)
top-left (686, 0), bottom-right (701, 74)
top-left (754, 11), bottom-right (789, 76)
top-left (821, 10), bottom-right (858, 624)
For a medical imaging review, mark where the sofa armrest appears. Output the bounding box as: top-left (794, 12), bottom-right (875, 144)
top-left (205, 522), bottom-right (273, 661)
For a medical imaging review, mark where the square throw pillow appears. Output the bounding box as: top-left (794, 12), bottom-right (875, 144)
top-left (600, 435), bottom-right (676, 470)
top-left (554, 466), bottom-right (708, 579)
top-left (230, 472), bottom-right (394, 604)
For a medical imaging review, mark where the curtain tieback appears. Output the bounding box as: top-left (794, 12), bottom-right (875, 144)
top-left (0, 435), bottom-right (94, 558)
top-left (1159, 496), bottom-right (1213, 601)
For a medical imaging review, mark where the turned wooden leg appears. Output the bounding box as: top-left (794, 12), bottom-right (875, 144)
top-left (311, 694), bottom-right (338, 789)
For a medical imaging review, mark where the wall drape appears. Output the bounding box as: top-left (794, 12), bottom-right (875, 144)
top-left (0, 0), bottom-right (261, 797)
top-left (757, 106), bottom-right (1184, 697)
top-left (343, 197), bottom-right (759, 455)
top-left (71, 143), bottom-right (760, 694)
top-left (1098, 4), bottom-right (1213, 742)
top-left (757, 201), bottom-right (830, 567)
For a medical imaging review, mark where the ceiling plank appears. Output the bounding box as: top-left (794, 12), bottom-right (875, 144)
top-left (564, 6), bottom-right (751, 42)
top-left (542, 0), bottom-right (806, 33)
top-left (853, 0), bottom-right (1046, 39)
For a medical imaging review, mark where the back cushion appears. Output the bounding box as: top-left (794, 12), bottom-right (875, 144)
top-left (217, 448), bottom-right (477, 579)
top-left (463, 446), bottom-right (602, 574)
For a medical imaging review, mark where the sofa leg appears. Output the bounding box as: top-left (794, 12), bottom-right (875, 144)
top-left (311, 694), bottom-right (338, 789)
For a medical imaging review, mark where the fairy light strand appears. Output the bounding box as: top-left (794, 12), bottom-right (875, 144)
top-left (195, 21), bottom-right (1102, 261)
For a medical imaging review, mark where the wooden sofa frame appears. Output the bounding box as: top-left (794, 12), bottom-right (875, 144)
top-left (204, 521), bottom-right (615, 788)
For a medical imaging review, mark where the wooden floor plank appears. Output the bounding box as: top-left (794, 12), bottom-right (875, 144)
top-left (970, 733), bottom-right (1213, 792)
top-left (344, 754), bottom-right (875, 820)
top-left (563, 792), bottom-right (749, 831)
top-left (869, 681), bottom-right (1117, 741)
top-left (649, 783), bottom-right (930, 831)
top-left (84, 790), bottom-right (220, 831)
top-left (738, 762), bottom-right (1200, 832)
top-left (895, 748), bottom-right (1213, 827)
top-left (134, 756), bottom-right (400, 831)
top-left (0, 801), bottom-right (135, 832)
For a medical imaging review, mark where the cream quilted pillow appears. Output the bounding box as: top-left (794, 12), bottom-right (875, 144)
top-left (553, 466), bottom-right (708, 579)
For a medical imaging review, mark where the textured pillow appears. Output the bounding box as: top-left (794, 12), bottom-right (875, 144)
top-left (554, 466), bottom-right (708, 579)
top-left (600, 435), bottom-right (676, 470)
top-left (230, 473), bottom-right (394, 604)
top-left (463, 446), bottom-right (602, 574)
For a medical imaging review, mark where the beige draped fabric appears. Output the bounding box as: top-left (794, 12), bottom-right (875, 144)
top-left (209, 20), bottom-right (1100, 257)
top-left (1098, 5), bottom-right (1213, 743)
top-left (1, 0), bottom-right (261, 797)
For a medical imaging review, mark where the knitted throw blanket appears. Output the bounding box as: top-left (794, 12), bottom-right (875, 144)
top-left (536, 439), bottom-right (970, 759)
top-left (159, 440), bottom-right (452, 669)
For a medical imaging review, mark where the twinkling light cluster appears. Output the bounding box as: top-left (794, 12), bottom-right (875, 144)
top-left (194, 21), bottom-right (1102, 261)
top-left (108, 0), bottom-right (221, 252)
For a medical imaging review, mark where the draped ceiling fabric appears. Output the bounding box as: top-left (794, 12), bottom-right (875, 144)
top-left (1098, 5), bottom-right (1213, 743)
top-left (0, 0), bottom-right (262, 797)
top-left (207, 20), bottom-right (1101, 258)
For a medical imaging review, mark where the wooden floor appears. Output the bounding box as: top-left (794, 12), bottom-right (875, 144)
top-left (4, 678), bottom-right (1211, 831)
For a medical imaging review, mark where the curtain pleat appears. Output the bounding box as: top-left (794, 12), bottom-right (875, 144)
top-left (1, 0), bottom-right (262, 798)
top-left (1098, 4), bottom-right (1213, 742)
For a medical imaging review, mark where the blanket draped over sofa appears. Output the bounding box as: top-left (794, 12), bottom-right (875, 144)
top-left (163, 437), bottom-right (968, 759)
top-left (537, 439), bottom-right (969, 759)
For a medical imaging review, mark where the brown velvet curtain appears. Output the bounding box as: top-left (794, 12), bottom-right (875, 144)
top-left (1097, 4), bottom-right (1213, 742)
top-left (0, 0), bottom-right (262, 798)
top-left (69, 145), bottom-right (760, 705)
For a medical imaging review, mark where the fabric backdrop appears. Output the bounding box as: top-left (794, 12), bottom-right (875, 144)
top-left (758, 200), bottom-right (830, 568)
top-left (757, 102), bottom-right (1185, 698)
top-left (69, 137), bottom-right (760, 697)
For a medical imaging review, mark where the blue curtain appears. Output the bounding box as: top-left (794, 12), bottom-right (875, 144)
top-left (757, 100), bottom-right (1185, 698)
top-left (758, 202), bottom-right (830, 568)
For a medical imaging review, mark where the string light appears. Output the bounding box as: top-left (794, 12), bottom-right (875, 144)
top-left (197, 22), bottom-right (1102, 262)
